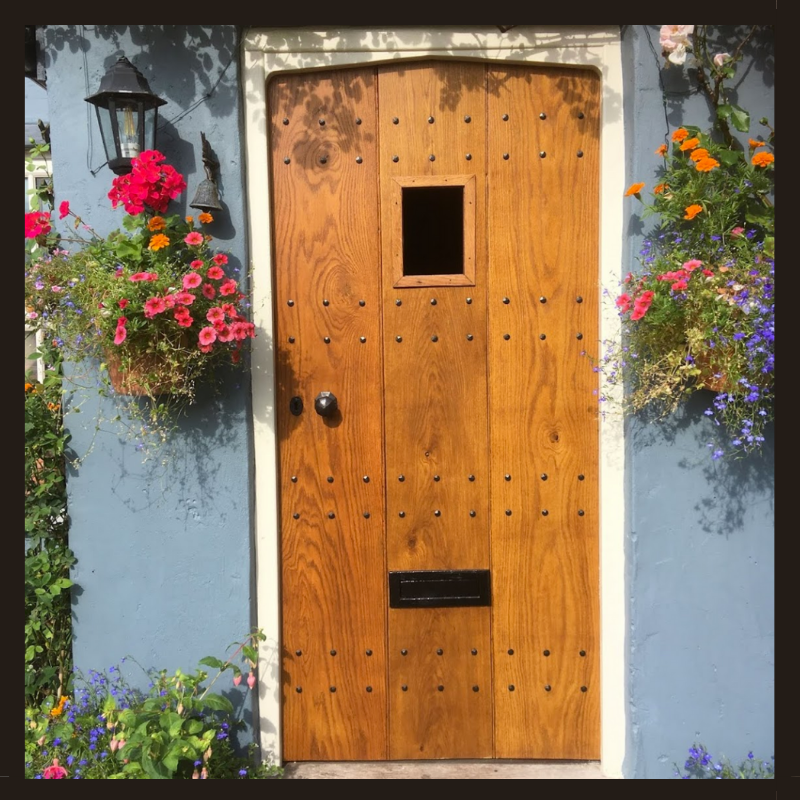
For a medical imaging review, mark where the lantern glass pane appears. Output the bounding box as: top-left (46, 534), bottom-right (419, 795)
top-left (95, 107), bottom-right (116, 163)
top-left (144, 107), bottom-right (158, 153)
top-left (114, 100), bottom-right (141, 160)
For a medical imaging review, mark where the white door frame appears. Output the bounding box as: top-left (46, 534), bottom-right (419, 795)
top-left (242, 26), bottom-right (627, 777)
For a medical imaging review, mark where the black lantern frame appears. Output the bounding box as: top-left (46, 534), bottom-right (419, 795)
top-left (85, 56), bottom-right (166, 176)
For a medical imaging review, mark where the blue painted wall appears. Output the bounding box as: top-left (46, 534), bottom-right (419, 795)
top-left (41, 26), bottom-right (258, 740)
top-left (620, 25), bottom-right (774, 778)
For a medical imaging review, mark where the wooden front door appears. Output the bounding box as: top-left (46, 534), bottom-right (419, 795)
top-left (270, 60), bottom-right (600, 761)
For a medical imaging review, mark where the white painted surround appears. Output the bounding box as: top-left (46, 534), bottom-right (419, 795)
top-left (242, 26), bottom-right (627, 777)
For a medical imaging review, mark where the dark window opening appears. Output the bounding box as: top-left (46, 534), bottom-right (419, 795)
top-left (402, 186), bottom-right (464, 276)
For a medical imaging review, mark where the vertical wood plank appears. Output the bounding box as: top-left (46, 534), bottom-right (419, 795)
top-left (487, 65), bottom-right (601, 760)
top-left (270, 69), bottom-right (387, 761)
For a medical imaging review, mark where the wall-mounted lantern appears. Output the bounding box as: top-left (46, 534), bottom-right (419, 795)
top-left (85, 56), bottom-right (166, 175)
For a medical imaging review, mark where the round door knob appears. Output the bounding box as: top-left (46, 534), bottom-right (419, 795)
top-left (314, 391), bottom-right (338, 417)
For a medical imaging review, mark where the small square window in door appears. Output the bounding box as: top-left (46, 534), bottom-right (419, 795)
top-left (391, 175), bottom-right (476, 287)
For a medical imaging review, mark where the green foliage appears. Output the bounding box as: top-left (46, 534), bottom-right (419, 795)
top-left (25, 345), bottom-right (75, 706)
top-left (25, 629), bottom-right (283, 779)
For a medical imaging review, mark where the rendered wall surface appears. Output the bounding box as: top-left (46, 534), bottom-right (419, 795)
top-left (41, 25), bottom-right (259, 740)
top-left (620, 25), bottom-right (774, 779)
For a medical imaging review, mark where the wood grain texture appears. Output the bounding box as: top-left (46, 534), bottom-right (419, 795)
top-left (270, 69), bottom-right (388, 761)
top-left (388, 607), bottom-right (492, 759)
top-left (486, 65), bottom-right (601, 759)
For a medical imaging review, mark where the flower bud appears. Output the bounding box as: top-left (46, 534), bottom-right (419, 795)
top-left (192, 770), bottom-right (200, 779)
top-left (233, 674), bottom-right (242, 687)
top-left (247, 672), bottom-right (257, 689)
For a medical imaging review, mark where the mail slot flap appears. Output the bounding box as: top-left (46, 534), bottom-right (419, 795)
top-left (389, 570), bottom-right (491, 608)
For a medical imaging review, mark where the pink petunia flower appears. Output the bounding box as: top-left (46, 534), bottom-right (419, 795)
top-left (175, 313), bottom-right (194, 328)
top-left (202, 283), bottom-right (216, 300)
top-left (207, 307), bottom-right (226, 324)
top-left (42, 759), bottom-right (68, 779)
top-left (114, 326), bottom-right (127, 345)
top-left (59, 200), bottom-right (71, 220)
top-left (671, 280), bottom-right (688, 291)
top-left (190, 260), bottom-right (205, 270)
top-left (220, 279), bottom-right (238, 296)
top-left (206, 266), bottom-right (225, 280)
top-left (118, 298), bottom-right (129, 309)
top-left (183, 272), bottom-right (202, 290)
top-left (616, 293), bottom-right (632, 313)
top-left (212, 253), bottom-right (229, 267)
top-left (144, 296), bottom-right (167, 317)
top-left (216, 323), bottom-right (234, 342)
top-left (184, 231), bottom-right (204, 246)
top-left (682, 259), bottom-right (703, 272)
top-left (199, 326), bottom-right (218, 346)
top-left (731, 227), bottom-right (745, 238)
top-left (174, 291), bottom-right (196, 306)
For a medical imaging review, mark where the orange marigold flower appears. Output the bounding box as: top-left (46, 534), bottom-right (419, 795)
top-left (198, 212), bottom-right (214, 224)
top-left (694, 157), bottom-right (720, 172)
top-left (625, 182), bottom-right (645, 197)
top-left (147, 216), bottom-right (166, 231)
top-left (751, 151), bottom-right (775, 168)
top-left (654, 183), bottom-right (668, 194)
top-left (25, 382), bottom-right (34, 392)
top-left (679, 137), bottom-right (700, 152)
top-left (748, 138), bottom-right (766, 149)
top-left (683, 204), bottom-right (703, 220)
top-left (185, 216), bottom-right (194, 224)
top-left (655, 143), bottom-right (668, 156)
top-left (690, 148), bottom-right (710, 162)
top-left (148, 234), bottom-right (170, 251)
top-left (672, 127), bottom-right (689, 142)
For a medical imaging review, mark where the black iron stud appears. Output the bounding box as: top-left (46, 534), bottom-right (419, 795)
top-left (579, 650), bottom-right (586, 657)
top-left (392, 155), bottom-right (399, 163)
top-left (356, 156), bottom-right (363, 163)
top-left (470, 510), bottom-right (476, 517)
top-left (363, 512), bottom-right (370, 519)
top-left (503, 333), bottom-right (511, 340)
top-left (540, 334), bottom-right (546, 340)
top-left (401, 649), bottom-right (408, 656)
top-left (577, 332), bottom-right (583, 340)
top-left (396, 336), bottom-right (402, 342)
top-left (473, 686), bottom-right (479, 692)
top-left (399, 511), bottom-right (405, 518)
top-left (429, 155), bottom-right (435, 162)
top-left (431, 335), bottom-right (438, 342)
top-left (428, 116), bottom-right (435, 124)
top-left (468, 474), bottom-right (475, 481)
top-left (508, 648), bottom-right (514, 655)
top-left (578, 474), bottom-right (585, 480)
top-left (502, 297), bottom-right (510, 304)
top-left (360, 336), bottom-right (366, 343)
top-left (539, 151), bottom-right (546, 158)
top-left (465, 153), bottom-right (472, 160)
top-left (503, 153), bottom-right (510, 160)
top-left (578, 112), bottom-right (585, 119)
top-left (577, 296), bottom-right (584, 303)
top-left (330, 649), bottom-right (337, 656)
top-left (545, 685), bottom-right (551, 692)
top-left (291, 476), bottom-right (297, 483)
top-left (323, 336), bottom-right (330, 344)
top-left (464, 115), bottom-right (471, 123)
top-left (398, 475), bottom-right (405, 482)
top-left (434, 475), bottom-right (440, 482)
top-left (363, 476), bottom-right (370, 483)
top-left (578, 509), bottom-right (585, 516)
top-left (282, 118), bottom-right (289, 125)
top-left (288, 336), bottom-right (295, 343)
top-left (539, 296), bottom-right (547, 303)
top-left (541, 474), bottom-right (548, 481)
top-left (508, 684), bottom-right (515, 691)
top-left (292, 513), bottom-right (299, 519)
top-left (438, 685), bottom-right (444, 692)
top-left (328, 512), bottom-right (335, 519)
top-left (430, 298), bottom-right (437, 305)
top-left (539, 112), bottom-right (547, 120)
top-left (287, 299), bottom-right (295, 307)
top-left (296, 686), bottom-right (302, 693)
top-left (502, 114), bottom-right (509, 121)
top-left (295, 649), bottom-right (302, 656)
top-left (505, 474), bottom-right (511, 481)
top-left (392, 117), bottom-right (399, 124)
top-left (319, 156), bottom-right (327, 164)
top-left (330, 686), bottom-right (336, 693)
top-left (466, 297), bottom-right (472, 304)
top-left (577, 150), bottom-right (584, 158)
top-left (319, 119), bottom-right (325, 126)
top-left (437, 649), bottom-right (443, 655)
top-left (471, 649), bottom-right (478, 655)
top-left (395, 299), bottom-right (402, 306)
top-left (466, 334), bottom-right (474, 341)
top-left (355, 117), bottom-right (362, 125)
top-left (366, 686), bottom-right (373, 692)
top-left (327, 476), bottom-right (334, 483)
top-left (505, 509), bottom-right (512, 516)
top-left (359, 299), bottom-right (366, 306)
top-left (542, 509), bottom-right (549, 516)
top-left (434, 510), bottom-right (441, 517)
top-left (402, 684), bottom-right (408, 691)
top-left (543, 650), bottom-right (551, 656)
top-left (581, 686), bottom-right (588, 692)
top-left (283, 157), bottom-right (290, 164)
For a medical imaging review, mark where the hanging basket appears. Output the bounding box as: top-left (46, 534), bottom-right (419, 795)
top-left (694, 352), bottom-right (734, 394)
top-left (104, 348), bottom-right (186, 397)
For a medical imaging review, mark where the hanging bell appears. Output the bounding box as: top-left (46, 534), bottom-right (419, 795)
top-left (189, 178), bottom-right (223, 212)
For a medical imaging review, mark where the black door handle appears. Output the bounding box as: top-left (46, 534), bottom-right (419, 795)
top-left (314, 391), bottom-right (338, 417)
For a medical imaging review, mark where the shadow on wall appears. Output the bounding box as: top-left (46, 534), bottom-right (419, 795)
top-left (629, 389), bottom-right (774, 537)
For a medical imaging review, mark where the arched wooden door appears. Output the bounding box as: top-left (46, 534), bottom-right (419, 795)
top-left (269, 60), bottom-right (600, 761)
